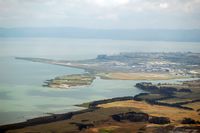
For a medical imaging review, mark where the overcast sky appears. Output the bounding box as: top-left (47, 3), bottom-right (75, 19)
top-left (0, 0), bottom-right (200, 29)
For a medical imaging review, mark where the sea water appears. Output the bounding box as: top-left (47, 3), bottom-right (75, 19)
top-left (0, 38), bottom-right (200, 125)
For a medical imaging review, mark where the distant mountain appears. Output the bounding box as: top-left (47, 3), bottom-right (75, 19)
top-left (0, 27), bottom-right (200, 42)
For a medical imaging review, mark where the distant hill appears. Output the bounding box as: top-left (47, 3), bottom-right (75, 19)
top-left (0, 27), bottom-right (200, 42)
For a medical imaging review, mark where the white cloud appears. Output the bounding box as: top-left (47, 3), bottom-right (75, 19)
top-left (0, 0), bottom-right (199, 29)
top-left (88, 0), bottom-right (129, 7)
top-left (159, 2), bottom-right (169, 9)
top-left (97, 13), bottom-right (119, 20)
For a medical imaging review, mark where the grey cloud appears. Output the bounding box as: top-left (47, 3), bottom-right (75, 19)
top-left (0, 0), bottom-right (199, 29)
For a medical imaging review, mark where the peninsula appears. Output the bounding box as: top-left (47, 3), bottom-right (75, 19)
top-left (2, 52), bottom-right (198, 132)
top-left (16, 52), bottom-right (200, 88)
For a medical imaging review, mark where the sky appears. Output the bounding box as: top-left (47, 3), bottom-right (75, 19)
top-left (0, 0), bottom-right (200, 29)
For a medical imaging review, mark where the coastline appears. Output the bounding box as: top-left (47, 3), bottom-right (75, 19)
top-left (15, 52), bottom-right (200, 82)
top-left (1, 79), bottom-right (200, 132)
top-left (2, 54), bottom-right (199, 132)
top-left (0, 96), bottom-right (135, 132)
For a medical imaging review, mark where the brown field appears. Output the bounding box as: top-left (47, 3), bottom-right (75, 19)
top-left (158, 98), bottom-right (193, 104)
top-left (98, 72), bottom-right (183, 80)
top-left (6, 100), bottom-right (200, 133)
top-left (6, 107), bottom-right (140, 133)
top-left (83, 122), bottom-right (147, 133)
top-left (182, 102), bottom-right (200, 111)
top-left (5, 80), bottom-right (200, 133)
top-left (98, 100), bottom-right (200, 122)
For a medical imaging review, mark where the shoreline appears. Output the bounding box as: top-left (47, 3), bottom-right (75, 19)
top-left (1, 78), bottom-right (200, 132)
top-left (15, 54), bottom-right (200, 81)
top-left (1, 55), bottom-right (199, 132)
top-left (0, 96), bottom-right (136, 132)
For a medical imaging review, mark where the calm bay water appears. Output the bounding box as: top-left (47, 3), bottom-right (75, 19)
top-left (0, 38), bottom-right (200, 125)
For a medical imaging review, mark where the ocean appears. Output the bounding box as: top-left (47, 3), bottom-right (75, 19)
top-left (0, 38), bottom-right (200, 125)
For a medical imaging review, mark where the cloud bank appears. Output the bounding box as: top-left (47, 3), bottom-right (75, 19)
top-left (0, 0), bottom-right (200, 29)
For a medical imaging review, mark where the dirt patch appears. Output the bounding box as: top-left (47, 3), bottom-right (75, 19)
top-left (98, 72), bottom-right (183, 80)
